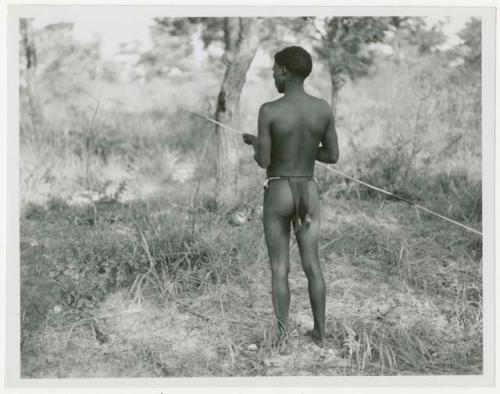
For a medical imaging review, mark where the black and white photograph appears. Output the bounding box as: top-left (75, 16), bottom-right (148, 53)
top-left (3, 3), bottom-right (496, 387)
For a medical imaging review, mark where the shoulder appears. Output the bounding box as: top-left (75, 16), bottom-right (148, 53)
top-left (309, 96), bottom-right (333, 121)
top-left (259, 101), bottom-right (273, 112)
top-left (318, 98), bottom-right (333, 114)
top-left (258, 100), bottom-right (280, 119)
top-left (306, 94), bottom-right (332, 113)
top-left (259, 98), bottom-right (282, 111)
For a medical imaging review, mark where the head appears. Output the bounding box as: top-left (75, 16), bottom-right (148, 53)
top-left (273, 46), bottom-right (313, 93)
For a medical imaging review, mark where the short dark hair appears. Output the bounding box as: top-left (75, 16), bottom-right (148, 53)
top-left (274, 46), bottom-right (313, 78)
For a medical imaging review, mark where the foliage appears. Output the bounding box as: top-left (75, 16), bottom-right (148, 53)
top-left (454, 17), bottom-right (482, 69)
top-left (36, 23), bottom-right (102, 95)
top-left (139, 18), bottom-right (199, 78)
top-left (311, 17), bottom-right (395, 102)
top-left (401, 17), bottom-right (447, 55)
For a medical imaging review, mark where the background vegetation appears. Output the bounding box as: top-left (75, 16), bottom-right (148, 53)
top-left (19, 16), bottom-right (482, 377)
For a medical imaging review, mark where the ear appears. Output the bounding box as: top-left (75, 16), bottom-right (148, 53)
top-left (279, 65), bottom-right (288, 76)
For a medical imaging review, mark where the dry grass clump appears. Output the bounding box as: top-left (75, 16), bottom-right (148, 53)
top-left (328, 316), bottom-right (432, 374)
top-left (320, 195), bottom-right (482, 374)
top-left (127, 202), bottom-right (262, 302)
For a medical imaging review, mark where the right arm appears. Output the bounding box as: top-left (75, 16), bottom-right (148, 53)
top-left (254, 103), bottom-right (272, 169)
top-left (243, 103), bottom-right (272, 169)
top-left (316, 108), bottom-right (339, 164)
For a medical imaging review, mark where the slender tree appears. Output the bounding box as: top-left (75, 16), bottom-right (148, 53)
top-left (214, 18), bottom-right (260, 206)
top-left (311, 17), bottom-right (393, 115)
top-left (20, 18), bottom-right (43, 127)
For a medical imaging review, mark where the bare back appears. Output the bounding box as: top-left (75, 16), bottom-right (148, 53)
top-left (266, 94), bottom-right (331, 177)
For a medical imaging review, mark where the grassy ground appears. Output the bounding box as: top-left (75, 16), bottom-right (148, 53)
top-left (20, 165), bottom-right (482, 377)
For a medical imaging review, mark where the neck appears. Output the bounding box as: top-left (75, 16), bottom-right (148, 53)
top-left (283, 78), bottom-right (305, 95)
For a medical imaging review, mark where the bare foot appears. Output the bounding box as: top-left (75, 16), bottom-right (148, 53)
top-left (267, 331), bottom-right (292, 355)
top-left (278, 340), bottom-right (292, 355)
top-left (307, 330), bottom-right (324, 348)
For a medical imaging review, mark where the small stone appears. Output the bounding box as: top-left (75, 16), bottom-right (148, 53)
top-left (247, 343), bottom-right (258, 351)
top-left (231, 210), bottom-right (250, 225)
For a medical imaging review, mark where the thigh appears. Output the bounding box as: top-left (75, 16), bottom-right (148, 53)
top-left (263, 183), bottom-right (292, 264)
top-left (295, 181), bottom-right (321, 263)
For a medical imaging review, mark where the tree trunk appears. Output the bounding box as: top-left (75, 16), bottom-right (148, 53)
top-left (392, 26), bottom-right (401, 64)
top-left (223, 18), bottom-right (240, 62)
top-left (327, 30), bottom-right (342, 118)
top-left (214, 18), bottom-right (260, 206)
top-left (330, 72), bottom-right (341, 117)
top-left (20, 18), bottom-right (43, 130)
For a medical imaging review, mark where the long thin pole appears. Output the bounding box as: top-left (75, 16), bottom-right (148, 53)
top-left (176, 105), bottom-right (482, 237)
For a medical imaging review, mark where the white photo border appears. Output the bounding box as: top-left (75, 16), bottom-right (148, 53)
top-left (2, 2), bottom-right (497, 392)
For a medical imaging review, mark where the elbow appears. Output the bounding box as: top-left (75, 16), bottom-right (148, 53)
top-left (256, 157), bottom-right (271, 169)
top-left (326, 151), bottom-right (339, 164)
top-left (318, 146), bottom-right (339, 164)
top-left (331, 149), bottom-right (339, 163)
top-left (254, 152), bottom-right (270, 169)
